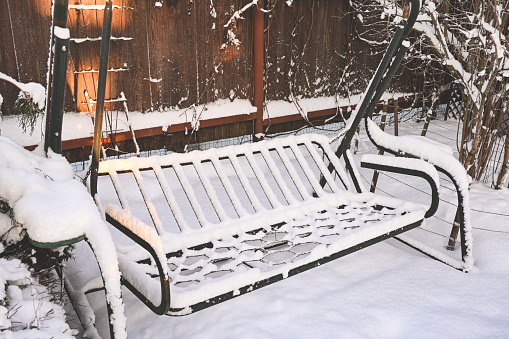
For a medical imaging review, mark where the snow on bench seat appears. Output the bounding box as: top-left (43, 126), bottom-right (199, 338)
top-left (98, 134), bottom-right (430, 315)
top-left (110, 193), bottom-right (425, 315)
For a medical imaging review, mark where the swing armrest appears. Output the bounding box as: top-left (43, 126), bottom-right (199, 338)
top-left (105, 204), bottom-right (170, 315)
top-left (361, 154), bottom-right (440, 218)
top-left (364, 118), bottom-right (473, 271)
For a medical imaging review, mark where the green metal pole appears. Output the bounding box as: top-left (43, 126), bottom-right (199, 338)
top-left (90, 0), bottom-right (113, 197)
top-left (338, 0), bottom-right (420, 158)
top-left (45, 0), bottom-right (69, 153)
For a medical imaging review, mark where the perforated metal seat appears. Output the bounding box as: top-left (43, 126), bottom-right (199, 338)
top-left (99, 134), bottom-right (431, 315)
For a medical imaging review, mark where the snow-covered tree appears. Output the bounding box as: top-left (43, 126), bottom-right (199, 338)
top-left (351, 0), bottom-right (509, 187)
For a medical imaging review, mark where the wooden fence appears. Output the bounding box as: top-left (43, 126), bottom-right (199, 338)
top-left (0, 0), bottom-right (418, 161)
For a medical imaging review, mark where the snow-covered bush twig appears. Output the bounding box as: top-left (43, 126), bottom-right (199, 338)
top-left (0, 71), bottom-right (45, 135)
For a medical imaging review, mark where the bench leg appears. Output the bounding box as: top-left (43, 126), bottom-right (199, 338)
top-left (59, 239), bottom-right (127, 339)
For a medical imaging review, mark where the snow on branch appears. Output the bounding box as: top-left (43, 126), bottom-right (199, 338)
top-left (375, 0), bottom-right (508, 113)
top-left (0, 71), bottom-right (46, 135)
top-left (221, 0), bottom-right (269, 49)
top-left (0, 71), bottom-right (45, 111)
top-left (223, 0), bottom-right (260, 28)
top-left (370, 0), bottom-right (509, 183)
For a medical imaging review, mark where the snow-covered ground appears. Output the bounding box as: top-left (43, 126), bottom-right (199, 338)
top-left (0, 254), bottom-right (76, 338)
top-left (59, 118), bottom-right (508, 338)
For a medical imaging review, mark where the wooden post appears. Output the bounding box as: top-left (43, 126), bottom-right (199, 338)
top-left (45, 0), bottom-right (69, 153)
top-left (354, 127), bottom-right (360, 153)
top-left (421, 97), bottom-right (439, 137)
top-left (370, 103), bottom-right (388, 193)
top-left (253, 0), bottom-right (264, 142)
top-left (393, 98), bottom-right (399, 136)
top-left (447, 211), bottom-right (461, 250)
top-left (421, 110), bottom-right (432, 137)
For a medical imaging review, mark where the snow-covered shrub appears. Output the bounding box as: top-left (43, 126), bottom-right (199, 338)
top-left (0, 244), bottom-right (75, 338)
top-left (14, 91), bottom-right (45, 136)
top-left (0, 235), bottom-right (74, 282)
top-left (0, 72), bottom-right (45, 136)
top-left (0, 176), bottom-right (75, 337)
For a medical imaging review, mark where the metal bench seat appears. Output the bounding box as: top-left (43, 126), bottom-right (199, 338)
top-left (98, 133), bottom-right (437, 316)
top-left (132, 195), bottom-right (424, 315)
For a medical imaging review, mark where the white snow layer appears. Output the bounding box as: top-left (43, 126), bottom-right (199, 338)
top-left (0, 137), bottom-right (86, 243)
top-left (264, 92), bottom-right (412, 120)
top-left (0, 98), bottom-right (256, 147)
top-left (0, 136), bottom-right (127, 338)
top-left (0, 257), bottom-right (75, 338)
top-left (106, 204), bottom-right (168, 277)
top-left (366, 118), bottom-right (473, 271)
top-left (0, 71), bottom-right (46, 110)
top-left (0, 94), bottom-right (415, 148)
top-left (54, 26), bottom-right (70, 40)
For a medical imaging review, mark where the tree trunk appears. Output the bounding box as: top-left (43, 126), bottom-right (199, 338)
top-left (495, 133), bottom-right (509, 189)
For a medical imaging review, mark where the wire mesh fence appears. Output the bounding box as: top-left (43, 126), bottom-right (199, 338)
top-left (72, 102), bottom-right (506, 189)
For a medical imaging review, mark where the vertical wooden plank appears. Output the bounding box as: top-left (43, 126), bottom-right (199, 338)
top-left (146, 2), bottom-right (160, 110)
top-left (314, 0), bottom-right (346, 98)
top-left (159, 0), bottom-right (198, 109)
top-left (7, 0), bottom-right (51, 85)
top-left (133, 1), bottom-right (154, 111)
top-left (216, 0), bottom-right (254, 103)
top-left (69, 0), bottom-right (103, 112)
top-left (0, 0), bottom-right (51, 116)
top-left (295, 0), bottom-right (315, 97)
top-left (151, 2), bottom-right (173, 108)
top-left (180, 0), bottom-right (198, 107)
top-left (120, 0), bottom-right (150, 112)
top-left (265, 0), bottom-right (289, 101)
top-left (194, 0), bottom-right (209, 105)
top-left (67, 3), bottom-right (80, 112)
top-left (235, 0), bottom-right (254, 101)
top-left (202, 0), bottom-right (217, 105)
top-left (106, 0), bottom-right (121, 111)
top-left (0, 1), bottom-right (19, 116)
top-left (118, 0), bottom-right (135, 111)
top-left (67, 0), bottom-right (134, 113)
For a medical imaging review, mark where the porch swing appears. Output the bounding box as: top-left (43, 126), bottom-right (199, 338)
top-left (0, 0), bottom-right (473, 338)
